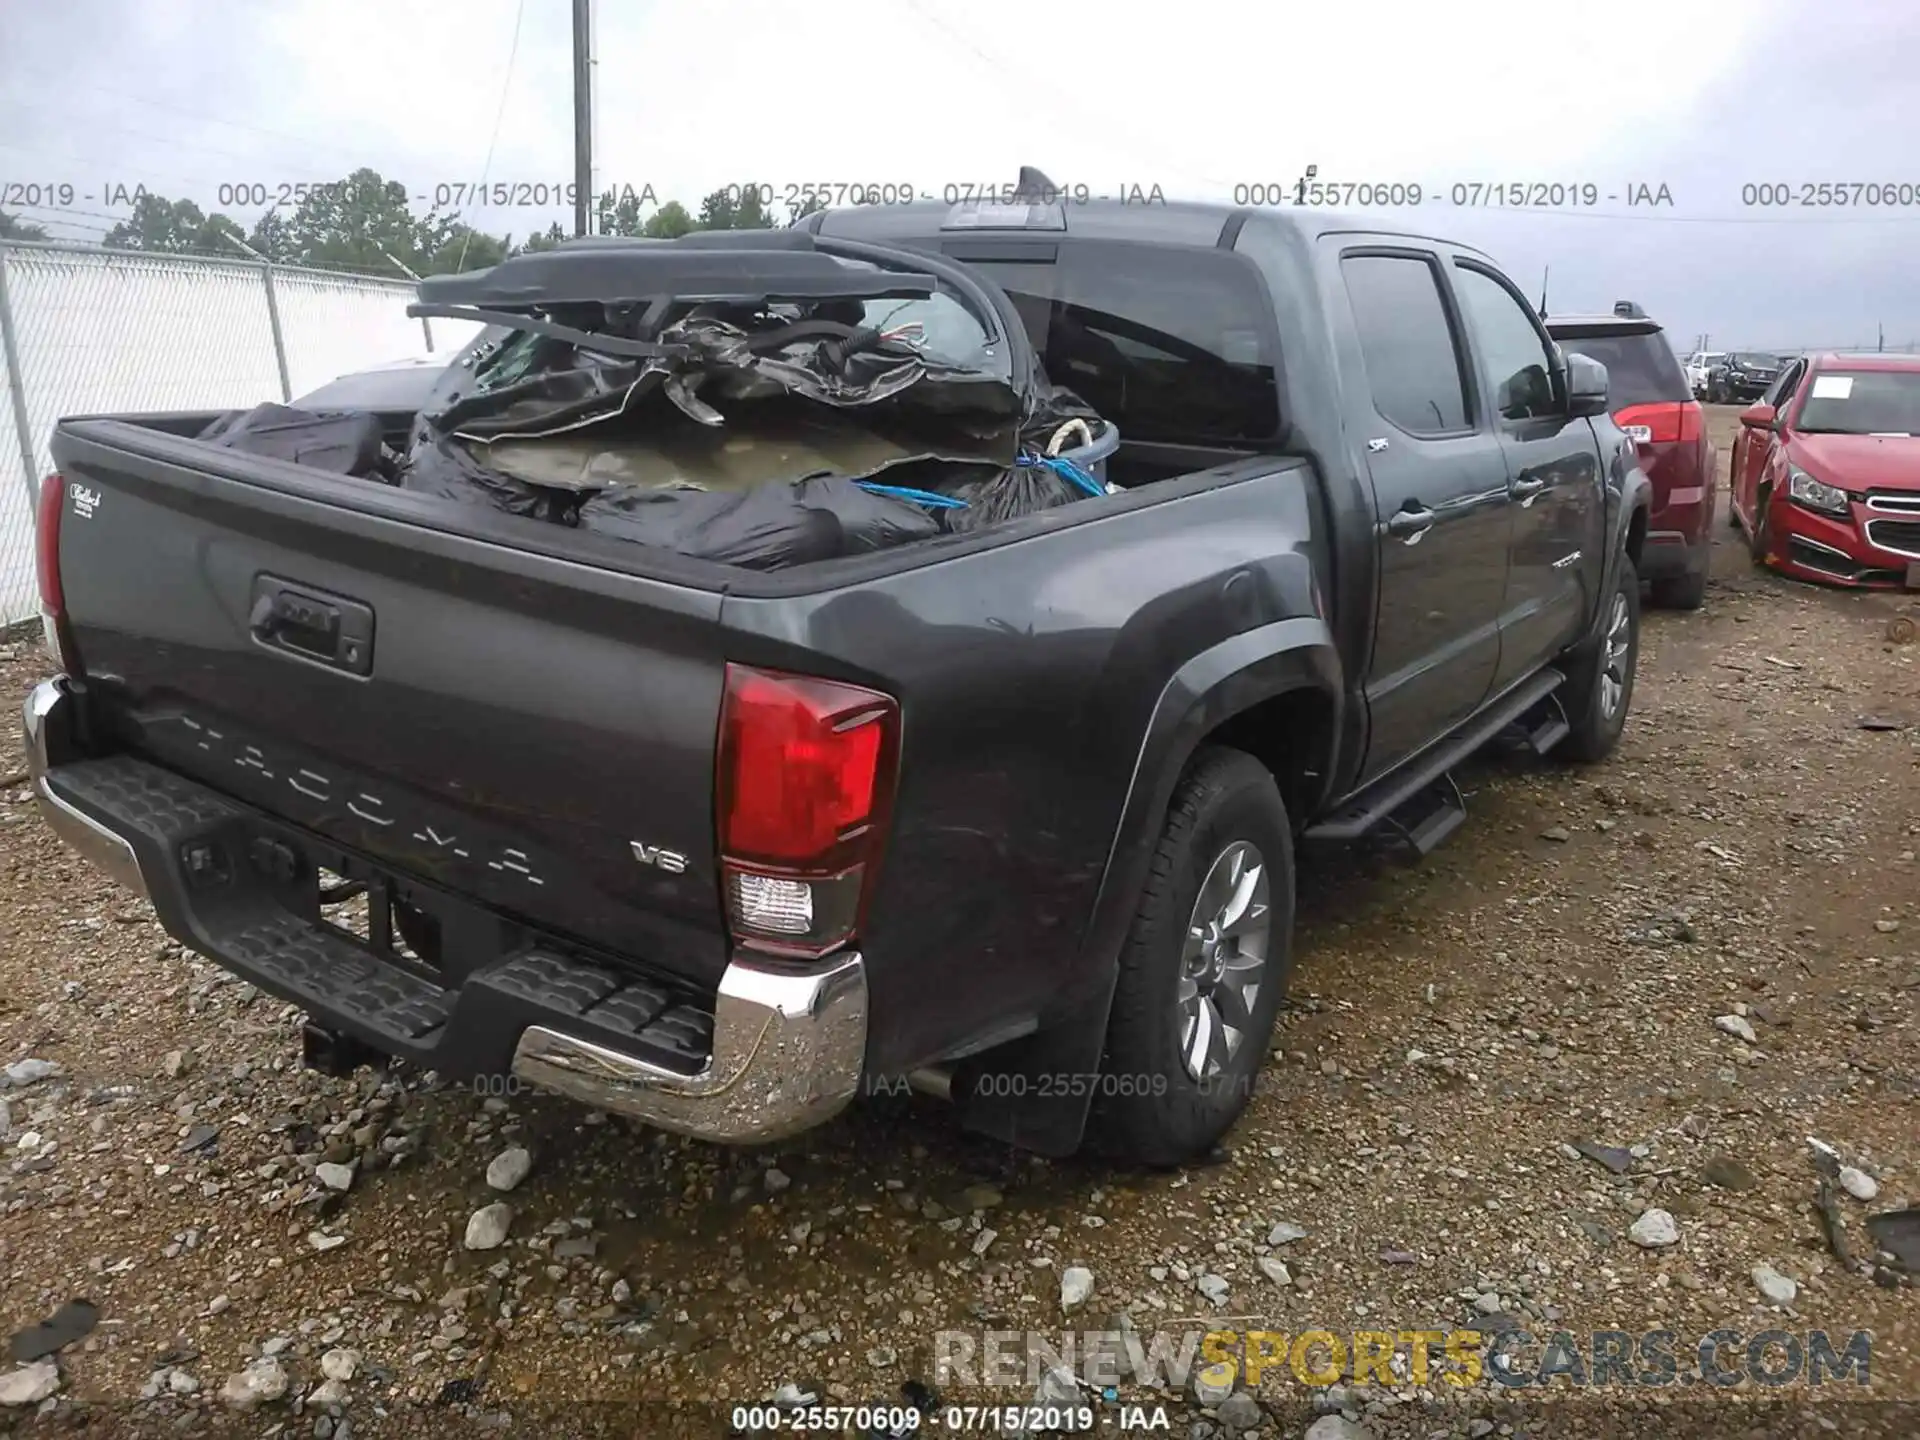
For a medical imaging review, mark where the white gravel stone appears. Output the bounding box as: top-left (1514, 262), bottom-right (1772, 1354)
top-left (486, 1146), bottom-right (533, 1192)
top-left (0, 1359), bottom-right (61, 1407)
top-left (1714, 1014), bottom-right (1758, 1044)
top-left (1060, 1265), bottom-right (1095, 1313)
top-left (1267, 1221), bottom-right (1308, 1245)
top-left (1838, 1166), bottom-right (1879, 1201)
top-left (1215, 1391), bottom-right (1262, 1431)
top-left (1192, 1363), bottom-right (1235, 1406)
top-left (1258, 1256), bottom-right (1292, 1287)
top-left (309, 1377), bottom-right (349, 1408)
top-left (1629, 1209), bottom-right (1680, 1248)
top-left (1305, 1418), bottom-right (1376, 1440)
top-left (465, 1202), bottom-right (513, 1250)
top-left (320, 1348), bottom-right (360, 1382)
top-left (219, 1357), bottom-right (289, 1411)
top-left (315, 1162), bottom-right (355, 1192)
top-left (1752, 1263), bottom-right (1797, 1306)
top-left (2, 1059), bottom-right (62, 1088)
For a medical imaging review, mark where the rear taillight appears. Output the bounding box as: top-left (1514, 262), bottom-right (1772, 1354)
top-left (716, 664), bottom-right (899, 957)
top-left (1614, 401), bottom-right (1703, 447)
top-left (35, 472), bottom-right (74, 669)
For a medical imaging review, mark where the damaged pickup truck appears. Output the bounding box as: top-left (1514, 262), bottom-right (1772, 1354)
top-left (27, 180), bottom-right (1650, 1165)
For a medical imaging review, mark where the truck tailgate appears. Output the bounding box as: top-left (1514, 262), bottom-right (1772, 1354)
top-left (49, 420), bottom-right (732, 986)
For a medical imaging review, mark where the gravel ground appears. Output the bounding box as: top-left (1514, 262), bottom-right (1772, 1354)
top-left (2, 407), bottom-right (1916, 1438)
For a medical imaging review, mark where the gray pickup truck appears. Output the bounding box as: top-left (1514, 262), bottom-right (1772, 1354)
top-left (27, 183), bottom-right (1648, 1165)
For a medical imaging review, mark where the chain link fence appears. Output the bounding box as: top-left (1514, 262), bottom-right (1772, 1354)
top-left (0, 241), bottom-right (483, 625)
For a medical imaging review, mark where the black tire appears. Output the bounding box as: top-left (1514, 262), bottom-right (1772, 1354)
top-left (1087, 746), bottom-right (1294, 1167)
top-left (1556, 555), bottom-right (1640, 763)
top-left (1649, 564), bottom-right (1707, 611)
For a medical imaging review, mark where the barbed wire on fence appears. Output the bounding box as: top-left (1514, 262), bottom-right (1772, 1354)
top-left (0, 235), bottom-right (420, 285)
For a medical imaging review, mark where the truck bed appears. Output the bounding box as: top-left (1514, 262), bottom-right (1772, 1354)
top-left (45, 409), bottom-right (1315, 1078)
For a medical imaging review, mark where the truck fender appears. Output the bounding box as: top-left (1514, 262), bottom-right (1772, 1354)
top-left (949, 616), bottom-right (1341, 1156)
top-left (1582, 448), bottom-right (1653, 650)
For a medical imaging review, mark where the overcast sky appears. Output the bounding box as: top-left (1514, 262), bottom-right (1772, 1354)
top-left (3, 0), bottom-right (1917, 351)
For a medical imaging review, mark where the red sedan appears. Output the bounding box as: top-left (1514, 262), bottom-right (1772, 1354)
top-left (1730, 352), bottom-right (1920, 588)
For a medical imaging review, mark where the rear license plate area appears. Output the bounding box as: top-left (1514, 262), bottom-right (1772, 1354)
top-left (315, 865), bottom-right (442, 972)
top-left (253, 826), bottom-right (515, 986)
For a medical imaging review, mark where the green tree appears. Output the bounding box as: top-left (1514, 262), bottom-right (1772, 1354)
top-left (273, 167), bottom-right (500, 275)
top-left (514, 222), bottom-right (569, 255)
top-left (695, 184), bottom-right (771, 232)
top-left (283, 168), bottom-right (422, 271)
top-left (787, 193), bottom-right (827, 227)
top-left (643, 201), bottom-right (694, 239)
top-left (247, 209), bottom-right (299, 263)
top-left (418, 225), bottom-right (509, 275)
top-left (0, 211), bottom-right (48, 240)
top-left (596, 187), bottom-right (646, 237)
top-left (103, 193), bottom-right (245, 254)
top-left (696, 186), bottom-right (738, 231)
top-left (730, 186), bottom-right (773, 230)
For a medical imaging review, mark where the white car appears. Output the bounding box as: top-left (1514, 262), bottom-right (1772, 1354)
top-left (1683, 351), bottom-right (1725, 398)
top-left (292, 354), bottom-right (452, 411)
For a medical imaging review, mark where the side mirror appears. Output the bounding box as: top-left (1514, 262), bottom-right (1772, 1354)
top-left (1565, 353), bottom-right (1610, 418)
top-left (1739, 402), bottom-right (1776, 430)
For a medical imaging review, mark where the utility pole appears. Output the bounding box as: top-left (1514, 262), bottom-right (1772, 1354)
top-left (572, 0), bottom-right (595, 237)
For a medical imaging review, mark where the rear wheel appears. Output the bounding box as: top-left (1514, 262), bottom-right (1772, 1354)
top-left (1649, 563), bottom-right (1708, 611)
top-left (1088, 747), bottom-right (1294, 1167)
top-left (1557, 556), bottom-right (1640, 763)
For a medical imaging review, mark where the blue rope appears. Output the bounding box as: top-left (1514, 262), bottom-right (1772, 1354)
top-left (854, 480), bottom-right (970, 510)
top-left (1017, 449), bottom-right (1106, 497)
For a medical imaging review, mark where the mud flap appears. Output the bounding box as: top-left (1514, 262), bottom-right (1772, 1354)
top-left (948, 966), bottom-right (1119, 1157)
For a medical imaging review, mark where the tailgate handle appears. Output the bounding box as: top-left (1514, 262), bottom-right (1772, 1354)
top-left (249, 575), bottom-right (375, 677)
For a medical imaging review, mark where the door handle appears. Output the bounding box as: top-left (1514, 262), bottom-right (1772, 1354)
top-left (1386, 505), bottom-right (1436, 543)
top-left (1510, 476), bottom-right (1545, 504)
top-left (248, 575), bottom-right (376, 676)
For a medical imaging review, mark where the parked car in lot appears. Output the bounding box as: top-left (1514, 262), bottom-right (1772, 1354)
top-left (1684, 350), bottom-right (1725, 398)
top-left (1729, 351), bottom-right (1920, 587)
top-left (290, 353), bottom-right (448, 411)
top-left (27, 186), bottom-right (1650, 1165)
top-left (1707, 351), bottom-right (1784, 404)
top-left (1548, 306), bottom-right (1715, 609)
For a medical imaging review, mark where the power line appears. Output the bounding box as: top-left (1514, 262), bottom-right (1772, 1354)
top-left (0, 138), bottom-right (243, 198)
top-left (7, 77), bottom-right (393, 171)
top-left (459, 0), bottom-right (529, 272)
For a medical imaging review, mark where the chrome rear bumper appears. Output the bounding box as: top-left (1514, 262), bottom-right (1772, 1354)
top-left (24, 675), bottom-right (869, 1145)
top-left (24, 678), bottom-right (148, 898)
top-left (511, 954), bottom-right (869, 1143)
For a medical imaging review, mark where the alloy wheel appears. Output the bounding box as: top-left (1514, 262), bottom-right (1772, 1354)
top-left (1598, 590), bottom-right (1633, 720)
top-left (1176, 841), bottom-right (1271, 1083)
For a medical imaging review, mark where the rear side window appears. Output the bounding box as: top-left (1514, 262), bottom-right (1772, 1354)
top-left (1450, 264), bottom-right (1559, 421)
top-left (1551, 330), bottom-right (1690, 409)
top-left (1339, 254), bottom-right (1470, 435)
top-left (965, 243), bottom-right (1280, 446)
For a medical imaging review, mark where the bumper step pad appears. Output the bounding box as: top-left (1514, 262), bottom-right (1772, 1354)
top-left (44, 755), bottom-right (714, 1080)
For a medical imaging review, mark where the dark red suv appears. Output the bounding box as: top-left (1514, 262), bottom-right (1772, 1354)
top-left (1547, 306), bottom-right (1715, 609)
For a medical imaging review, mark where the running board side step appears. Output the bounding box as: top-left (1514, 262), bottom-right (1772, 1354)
top-left (1516, 692), bottom-right (1570, 756)
top-left (1303, 669), bottom-right (1567, 853)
